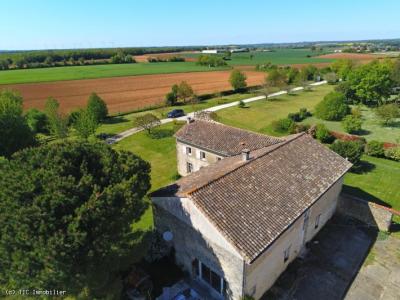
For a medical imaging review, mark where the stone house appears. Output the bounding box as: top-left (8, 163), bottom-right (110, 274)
top-left (151, 120), bottom-right (352, 299)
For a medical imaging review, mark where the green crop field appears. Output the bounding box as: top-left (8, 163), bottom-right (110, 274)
top-left (184, 48), bottom-right (334, 66)
top-left (0, 62), bottom-right (228, 85)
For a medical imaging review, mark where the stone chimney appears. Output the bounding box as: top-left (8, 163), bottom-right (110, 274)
top-left (242, 149), bottom-right (250, 161)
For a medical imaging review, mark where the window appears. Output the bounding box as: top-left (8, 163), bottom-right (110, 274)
top-left (315, 214), bottom-right (321, 229)
top-left (187, 162), bottom-right (193, 173)
top-left (186, 147), bottom-right (192, 155)
top-left (284, 245), bottom-right (291, 262)
top-left (196, 259), bottom-right (226, 295)
top-left (200, 151), bottom-right (206, 160)
top-left (217, 157), bottom-right (222, 161)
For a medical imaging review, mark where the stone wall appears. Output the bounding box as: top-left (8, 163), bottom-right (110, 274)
top-left (337, 194), bottom-right (393, 231)
top-left (152, 199), bottom-right (244, 299)
top-left (176, 140), bottom-right (224, 176)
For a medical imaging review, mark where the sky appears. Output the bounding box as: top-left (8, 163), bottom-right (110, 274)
top-left (1, 0), bottom-right (400, 50)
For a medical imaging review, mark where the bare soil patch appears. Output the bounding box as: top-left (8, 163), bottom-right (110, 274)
top-left (316, 53), bottom-right (382, 60)
top-left (3, 70), bottom-right (264, 114)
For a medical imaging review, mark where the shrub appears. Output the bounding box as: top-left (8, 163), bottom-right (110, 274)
top-left (375, 103), bottom-right (400, 126)
top-left (288, 108), bottom-right (311, 122)
top-left (324, 72), bottom-right (338, 84)
top-left (315, 123), bottom-right (334, 143)
top-left (342, 115), bottom-right (363, 134)
top-left (315, 91), bottom-right (350, 121)
top-left (25, 108), bottom-right (48, 134)
top-left (292, 123), bottom-right (310, 133)
top-left (271, 118), bottom-right (295, 133)
top-left (288, 112), bottom-right (301, 122)
top-left (384, 147), bottom-right (400, 161)
top-left (330, 140), bottom-right (364, 165)
top-left (299, 107), bottom-right (312, 119)
top-left (365, 140), bottom-right (385, 157)
top-left (238, 100), bottom-right (246, 108)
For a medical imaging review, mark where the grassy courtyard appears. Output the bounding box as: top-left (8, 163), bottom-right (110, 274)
top-left (217, 84), bottom-right (334, 135)
top-left (302, 105), bottom-right (400, 144)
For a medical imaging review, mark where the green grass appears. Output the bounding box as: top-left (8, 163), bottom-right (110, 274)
top-left (0, 62), bottom-right (228, 85)
top-left (113, 122), bottom-right (180, 190)
top-left (343, 155), bottom-right (400, 210)
top-left (217, 84), bottom-right (334, 135)
top-left (184, 49), bottom-right (334, 66)
top-left (97, 92), bottom-right (257, 135)
top-left (302, 105), bottom-right (400, 144)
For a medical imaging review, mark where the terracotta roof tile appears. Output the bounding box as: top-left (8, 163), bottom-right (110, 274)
top-left (175, 120), bottom-right (283, 156)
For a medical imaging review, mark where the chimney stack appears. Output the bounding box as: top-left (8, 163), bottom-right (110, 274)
top-left (242, 149), bottom-right (250, 161)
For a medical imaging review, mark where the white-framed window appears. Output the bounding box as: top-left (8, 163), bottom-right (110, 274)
top-left (284, 245), bottom-right (291, 263)
top-left (315, 214), bottom-right (321, 229)
top-left (200, 151), bottom-right (206, 160)
top-left (187, 162), bottom-right (193, 173)
top-left (192, 258), bottom-right (226, 296)
top-left (186, 146), bottom-right (192, 156)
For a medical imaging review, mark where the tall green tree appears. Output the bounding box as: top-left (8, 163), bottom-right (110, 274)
top-left (315, 91), bottom-right (350, 121)
top-left (25, 108), bottom-right (48, 134)
top-left (177, 81), bottom-right (194, 103)
top-left (0, 141), bottom-right (151, 298)
top-left (73, 109), bottom-right (99, 139)
top-left (347, 60), bottom-right (394, 105)
top-left (87, 92), bottom-right (108, 122)
top-left (0, 90), bottom-right (35, 157)
top-left (229, 69), bottom-right (247, 91)
top-left (44, 97), bottom-right (68, 138)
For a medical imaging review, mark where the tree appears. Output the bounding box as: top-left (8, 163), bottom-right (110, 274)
top-left (229, 70), bottom-right (247, 91)
top-left (299, 65), bottom-right (318, 81)
top-left (177, 81), bottom-right (194, 103)
top-left (165, 84), bottom-right (179, 106)
top-left (265, 69), bottom-right (287, 89)
top-left (25, 108), bottom-right (49, 134)
top-left (324, 72), bottom-right (338, 84)
top-left (0, 90), bottom-right (36, 157)
top-left (87, 92), bottom-right (108, 122)
top-left (347, 61), bottom-right (394, 105)
top-left (73, 109), bottom-right (99, 139)
top-left (315, 91), bottom-right (350, 121)
top-left (133, 113), bottom-right (161, 134)
top-left (375, 103), bottom-right (400, 125)
top-left (0, 141), bottom-right (151, 298)
top-left (271, 118), bottom-right (295, 133)
top-left (331, 59), bottom-right (355, 80)
top-left (44, 97), bottom-right (68, 138)
top-left (342, 115), bottom-right (363, 133)
top-left (330, 140), bottom-right (364, 166)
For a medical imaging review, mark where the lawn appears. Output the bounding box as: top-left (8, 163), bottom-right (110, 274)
top-left (184, 48), bottom-right (334, 66)
top-left (302, 105), bottom-right (400, 144)
top-left (0, 62), bottom-right (228, 85)
top-left (217, 84), bottom-right (334, 135)
top-left (97, 92), bottom-right (258, 135)
top-left (343, 155), bottom-right (400, 211)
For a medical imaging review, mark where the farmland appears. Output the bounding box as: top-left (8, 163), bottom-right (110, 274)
top-left (0, 61), bottom-right (228, 85)
top-left (3, 70), bottom-right (265, 114)
top-left (184, 48), bottom-right (334, 65)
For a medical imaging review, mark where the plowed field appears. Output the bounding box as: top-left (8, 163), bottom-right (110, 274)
top-left (4, 70), bottom-right (265, 114)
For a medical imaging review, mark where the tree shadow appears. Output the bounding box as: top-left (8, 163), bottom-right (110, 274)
top-left (351, 160), bottom-right (376, 174)
top-left (103, 116), bottom-right (129, 125)
top-left (149, 128), bottom-right (175, 139)
top-left (355, 129), bottom-right (371, 136)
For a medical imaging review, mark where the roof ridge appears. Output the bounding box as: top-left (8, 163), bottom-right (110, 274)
top-left (187, 132), bottom-right (306, 196)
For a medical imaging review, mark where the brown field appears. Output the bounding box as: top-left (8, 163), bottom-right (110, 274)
top-left (316, 52), bottom-right (382, 60)
top-left (4, 70), bottom-right (265, 114)
top-left (134, 51), bottom-right (197, 62)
